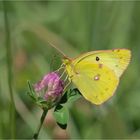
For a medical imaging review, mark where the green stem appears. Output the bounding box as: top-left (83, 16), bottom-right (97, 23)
top-left (33, 109), bottom-right (48, 140)
top-left (3, 1), bottom-right (15, 138)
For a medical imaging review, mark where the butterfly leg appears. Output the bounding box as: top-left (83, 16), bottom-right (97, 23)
top-left (63, 75), bottom-right (72, 93)
top-left (63, 81), bottom-right (71, 93)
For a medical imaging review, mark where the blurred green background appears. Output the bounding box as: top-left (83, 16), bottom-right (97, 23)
top-left (0, 1), bottom-right (140, 139)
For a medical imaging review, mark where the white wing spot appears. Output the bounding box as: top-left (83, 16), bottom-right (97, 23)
top-left (94, 74), bottom-right (100, 81)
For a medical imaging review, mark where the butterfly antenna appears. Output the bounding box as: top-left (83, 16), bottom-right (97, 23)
top-left (47, 40), bottom-right (69, 59)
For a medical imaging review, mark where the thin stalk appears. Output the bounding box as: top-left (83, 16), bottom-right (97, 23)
top-left (33, 109), bottom-right (48, 140)
top-left (3, 1), bottom-right (15, 138)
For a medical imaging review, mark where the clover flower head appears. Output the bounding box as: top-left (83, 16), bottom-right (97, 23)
top-left (34, 72), bottom-right (64, 102)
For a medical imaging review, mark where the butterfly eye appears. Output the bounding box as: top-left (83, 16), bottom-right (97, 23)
top-left (96, 56), bottom-right (100, 61)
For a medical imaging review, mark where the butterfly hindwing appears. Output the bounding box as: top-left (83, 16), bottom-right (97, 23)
top-left (71, 62), bottom-right (119, 105)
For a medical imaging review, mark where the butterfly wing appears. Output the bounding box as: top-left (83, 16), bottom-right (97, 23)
top-left (70, 62), bottom-right (119, 105)
top-left (64, 48), bottom-right (131, 105)
top-left (72, 49), bottom-right (131, 77)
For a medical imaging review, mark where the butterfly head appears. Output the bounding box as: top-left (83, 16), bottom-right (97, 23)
top-left (62, 58), bottom-right (76, 78)
top-left (62, 57), bottom-right (72, 65)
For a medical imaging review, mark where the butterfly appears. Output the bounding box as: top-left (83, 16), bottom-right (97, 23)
top-left (63, 49), bottom-right (131, 105)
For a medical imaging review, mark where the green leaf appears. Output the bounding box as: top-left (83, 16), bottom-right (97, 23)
top-left (27, 92), bottom-right (37, 101)
top-left (35, 97), bottom-right (49, 108)
top-left (37, 97), bottom-right (46, 103)
top-left (27, 80), bottom-right (34, 93)
top-left (68, 88), bottom-right (81, 102)
top-left (60, 88), bottom-right (81, 104)
top-left (53, 104), bottom-right (69, 129)
top-left (27, 80), bottom-right (37, 101)
top-left (57, 123), bottom-right (67, 129)
top-left (36, 97), bottom-right (46, 105)
top-left (59, 91), bottom-right (68, 104)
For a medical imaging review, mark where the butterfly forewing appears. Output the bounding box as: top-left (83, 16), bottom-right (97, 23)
top-left (73, 49), bottom-right (131, 77)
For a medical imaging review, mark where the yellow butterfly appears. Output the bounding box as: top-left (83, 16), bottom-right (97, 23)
top-left (63, 49), bottom-right (131, 105)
